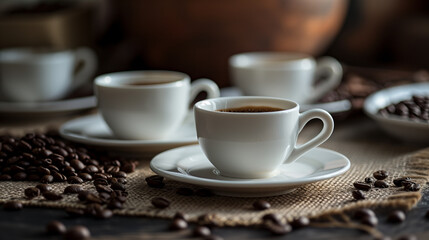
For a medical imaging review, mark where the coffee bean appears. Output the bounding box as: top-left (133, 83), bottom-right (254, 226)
top-left (24, 187), bottom-right (41, 199)
top-left (204, 235), bottom-right (224, 240)
top-left (65, 207), bottom-right (85, 217)
top-left (253, 200), bottom-right (271, 210)
top-left (169, 218), bottom-right (188, 230)
top-left (193, 226), bottom-right (211, 237)
top-left (290, 216), bottom-right (310, 229)
top-left (96, 185), bottom-right (113, 194)
top-left (353, 208), bottom-right (375, 220)
top-left (110, 182), bottom-right (126, 191)
top-left (64, 225), bottom-right (91, 240)
top-left (43, 191), bottom-right (63, 201)
top-left (85, 193), bottom-right (103, 204)
top-left (38, 166), bottom-right (51, 175)
top-left (387, 210), bottom-right (406, 223)
top-left (151, 197), bottom-right (170, 209)
top-left (107, 200), bottom-right (123, 210)
top-left (361, 215), bottom-right (378, 227)
top-left (84, 165), bottom-right (99, 174)
top-left (64, 185), bottom-right (83, 194)
top-left (95, 208), bottom-right (113, 219)
top-left (78, 191), bottom-right (91, 201)
top-left (114, 171), bottom-right (127, 178)
top-left (36, 184), bottom-right (52, 193)
top-left (68, 176), bottom-right (83, 184)
top-left (94, 178), bottom-right (109, 186)
top-left (196, 188), bottom-right (214, 197)
top-left (176, 187), bottom-right (194, 196)
top-left (352, 190), bottom-right (365, 200)
top-left (374, 180), bottom-right (389, 188)
top-left (145, 175), bottom-right (165, 188)
top-left (85, 203), bottom-right (102, 216)
top-left (121, 162), bottom-right (136, 173)
top-left (52, 171), bottom-right (67, 182)
top-left (78, 173), bottom-right (92, 181)
top-left (45, 220), bottom-right (66, 235)
top-left (70, 159), bottom-right (85, 171)
top-left (373, 170), bottom-right (388, 180)
top-left (40, 174), bottom-right (53, 184)
top-left (13, 172), bottom-right (27, 181)
top-left (403, 181), bottom-right (420, 191)
top-left (0, 174), bottom-right (12, 181)
top-left (393, 177), bottom-right (411, 187)
top-left (3, 201), bottom-right (23, 211)
top-left (353, 181), bottom-right (372, 191)
top-left (262, 213), bottom-right (282, 225)
top-left (265, 221), bottom-right (292, 235)
top-left (173, 212), bottom-right (187, 220)
top-left (364, 177), bottom-right (375, 184)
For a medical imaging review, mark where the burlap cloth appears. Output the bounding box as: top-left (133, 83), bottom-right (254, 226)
top-left (0, 116), bottom-right (428, 236)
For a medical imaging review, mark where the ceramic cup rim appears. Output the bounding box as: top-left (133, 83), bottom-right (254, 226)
top-left (94, 70), bottom-right (190, 90)
top-left (229, 51), bottom-right (316, 70)
top-left (0, 47), bottom-right (74, 63)
top-left (194, 96), bottom-right (299, 115)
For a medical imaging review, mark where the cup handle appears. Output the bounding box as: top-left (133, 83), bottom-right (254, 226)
top-left (284, 109), bottom-right (334, 164)
top-left (72, 47), bottom-right (98, 91)
top-left (309, 57), bottom-right (343, 103)
top-left (189, 78), bottom-right (220, 104)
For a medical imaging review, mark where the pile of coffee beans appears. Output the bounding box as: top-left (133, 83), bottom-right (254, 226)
top-left (378, 95), bottom-right (429, 121)
top-left (352, 170), bottom-right (420, 201)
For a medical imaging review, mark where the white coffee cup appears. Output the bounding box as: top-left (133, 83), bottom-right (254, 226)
top-left (0, 47), bottom-right (97, 102)
top-left (229, 52), bottom-right (343, 104)
top-left (194, 96), bottom-right (334, 179)
top-left (95, 70), bottom-right (220, 140)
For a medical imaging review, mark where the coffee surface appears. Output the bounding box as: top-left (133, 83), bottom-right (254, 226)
top-left (217, 106), bottom-right (284, 113)
top-left (129, 80), bottom-right (178, 86)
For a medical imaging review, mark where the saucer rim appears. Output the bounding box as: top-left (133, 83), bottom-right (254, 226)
top-left (150, 145), bottom-right (351, 188)
top-left (59, 113), bottom-right (198, 147)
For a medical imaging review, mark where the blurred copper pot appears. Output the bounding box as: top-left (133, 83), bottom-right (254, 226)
top-left (116, 0), bottom-right (348, 87)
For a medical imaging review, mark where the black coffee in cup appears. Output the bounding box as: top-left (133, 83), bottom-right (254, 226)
top-left (217, 106), bottom-right (283, 113)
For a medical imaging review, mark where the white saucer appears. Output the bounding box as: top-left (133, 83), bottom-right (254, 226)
top-left (150, 145), bottom-right (350, 197)
top-left (0, 95), bottom-right (96, 118)
top-left (59, 112), bottom-right (197, 155)
top-left (363, 83), bottom-right (429, 143)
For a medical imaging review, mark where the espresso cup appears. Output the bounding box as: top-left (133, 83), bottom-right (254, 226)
top-left (95, 70), bottom-right (220, 140)
top-left (229, 52), bottom-right (342, 104)
top-left (194, 96), bottom-right (334, 179)
top-left (0, 47), bottom-right (97, 102)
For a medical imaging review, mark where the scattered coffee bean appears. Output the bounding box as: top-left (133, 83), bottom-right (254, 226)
top-left (95, 208), bottom-right (113, 219)
top-left (95, 185), bottom-right (113, 194)
top-left (387, 210), bottom-right (406, 223)
top-left (253, 200), bottom-right (271, 210)
top-left (373, 170), bottom-right (388, 180)
top-left (145, 175), bottom-right (165, 188)
top-left (151, 197), bottom-right (170, 209)
top-left (169, 218), bottom-right (188, 230)
top-left (403, 181), bottom-right (420, 191)
top-left (64, 225), bottom-right (91, 240)
top-left (195, 188), bottom-right (214, 197)
top-left (290, 216), bottom-right (310, 229)
top-left (65, 207), bottom-right (85, 217)
top-left (77, 191), bottom-right (91, 202)
top-left (176, 187), bottom-right (194, 196)
top-left (173, 212), bottom-right (187, 220)
top-left (45, 220), bottom-right (66, 235)
top-left (193, 226), bottom-right (211, 237)
top-left (265, 221), bottom-right (292, 235)
top-left (110, 182), bottom-right (126, 191)
top-left (107, 199), bottom-right (123, 210)
top-left (374, 180), bottom-right (389, 188)
top-left (353, 208), bottom-right (375, 220)
top-left (393, 177), bottom-right (411, 187)
top-left (24, 187), bottom-right (41, 199)
top-left (353, 181), bottom-right (372, 191)
top-left (85, 193), bottom-right (103, 204)
top-left (64, 185), bottom-right (83, 194)
top-left (262, 213), bottom-right (282, 225)
top-left (352, 190), bottom-right (365, 200)
top-left (361, 215), bottom-right (378, 227)
top-left (36, 184), bottom-right (52, 193)
top-left (43, 191), bottom-right (63, 201)
top-left (3, 201), bottom-right (23, 211)
top-left (364, 177), bottom-right (375, 184)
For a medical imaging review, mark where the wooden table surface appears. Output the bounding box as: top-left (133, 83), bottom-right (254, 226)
top-left (1, 111), bottom-right (429, 240)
